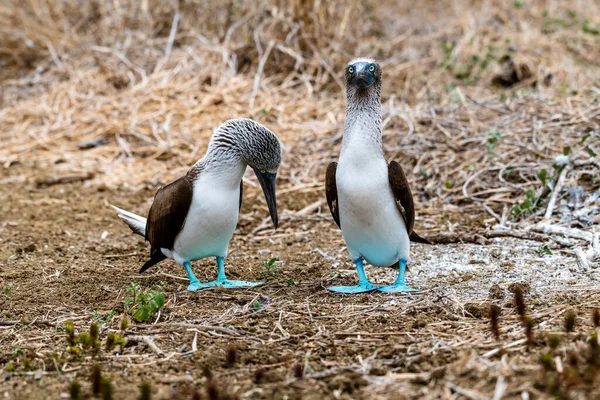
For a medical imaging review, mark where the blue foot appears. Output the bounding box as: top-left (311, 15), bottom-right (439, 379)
top-left (187, 280), bottom-right (212, 292)
top-left (183, 262), bottom-right (210, 292)
top-left (327, 258), bottom-right (378, 294)
top-left (377, 260), bottom-right (419, 293)
top-left (327, 283), bottom-right (379, 293)
top-left (378, 284), bottom-right (418, 293)
top-left (202, 257), bottom-right (265, 289)
top-left (203, 279), bottom-right (265, 288)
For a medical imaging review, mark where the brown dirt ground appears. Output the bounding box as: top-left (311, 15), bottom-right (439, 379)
top-left (2, 1), bottom-right (600, 399)
top-left (1, 161), bottom-right (599, 399)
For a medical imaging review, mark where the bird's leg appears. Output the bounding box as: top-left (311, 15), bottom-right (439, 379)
top-left (184, 261), bottom-right (210, 292)
top-left (203, 257), bottom-right (265, 288)
top-left (378, 260), bottom-right (419, 293)
top-left (326, 258), bottom-right (379, 293)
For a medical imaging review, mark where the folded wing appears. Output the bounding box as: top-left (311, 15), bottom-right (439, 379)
top-left (388, 161), bottom-right (431, 245)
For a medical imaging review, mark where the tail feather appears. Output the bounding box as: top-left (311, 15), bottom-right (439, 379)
top-left (409, 231), bottom-right (432, 245)
top-left (111, 205), bottom-right (147, 237)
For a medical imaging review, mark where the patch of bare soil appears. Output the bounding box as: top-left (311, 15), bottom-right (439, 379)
top-left (1, 162), bottom-right (599, 400)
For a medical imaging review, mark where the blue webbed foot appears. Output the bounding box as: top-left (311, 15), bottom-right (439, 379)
top-left (183, 262), bottom-right (211, 292)
top-left (187, 280), bottom-right (212, 292)
top-left (378, 284), bottom-right (418, 293)
top-left (377, 260), bottom-right (419, 293)
top-left (203, 257), bottom-right (265, 289)
top-left (204, 279), bottom-right (265, 288)
top-left (327, 258), bottom-right (378, 294)
top-left (327, 282), bottom-right (379, 293)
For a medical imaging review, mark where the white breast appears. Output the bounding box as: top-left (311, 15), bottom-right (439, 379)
top-left (172, 172), bottom-right (241, 262)
top-left (336, 144), bottom-right (410, 267)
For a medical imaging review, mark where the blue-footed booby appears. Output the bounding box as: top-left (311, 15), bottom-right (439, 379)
top-left (112, 118), bottom-right (281, 291)
top-left (325, 58), bottom-right (431, 294)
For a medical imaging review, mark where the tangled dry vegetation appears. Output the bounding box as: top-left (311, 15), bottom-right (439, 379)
top-left (1, 0), bottom-right (600, 399)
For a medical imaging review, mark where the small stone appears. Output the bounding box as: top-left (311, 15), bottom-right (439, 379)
top-left (508, 281), bottom-right (531, 294)
top-left (24, 244), bottom-right (36, 253)
top-left (489, 283), bottom-right (504, 299)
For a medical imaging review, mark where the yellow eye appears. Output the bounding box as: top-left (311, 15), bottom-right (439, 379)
top-left (260, 169), bottom-right (266, 173)
top-left (348, 66), bottom-right (354, 74)
top-left (369, 65), bottom-right (375, 72)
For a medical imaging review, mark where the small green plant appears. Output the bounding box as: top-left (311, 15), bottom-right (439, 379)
top-left (70, 380), bottom-right (82, 400)
top-left (547, 334), bottom-right (561, 349)
top-left (486, 128), bottom-right (502, 155)
top-left (439, 42), bottom-right (454, 69)
top-left (104, 331), bottom-right (125, 352)
top-left (539, 353), bottom-right (554, 371)
top-left (101, 377), bottom-right (113, 400)
top-left (252, 300), bottom-right (264, 312)
top-left (125, 282), bottom-right (166, 323)
top-left (513, 0), bottom-right (523, 8)
top-left (258, 258), bottom-right (280, 280)
top-left (536, 243), bottom-right (553, 256)
top-left (4, 283), bottom-right (12, 297)
top-left (510, 189), bottom-right (538, 218)
top-left (91, 365), bottom-right (102, 396)
top-left (91, 310), bottom-right (118, 326)
top-left (537, 169), bottom-right (549, 187)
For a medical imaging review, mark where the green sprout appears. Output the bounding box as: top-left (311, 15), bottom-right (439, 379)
top-left (510, 189), bottom-right (538, 218)
top-left (258, 258), bottom-right (280, 280)
top-left (124, 282), bottom-right (166, 323)
top-left (486, 128), bottom-right (502, 155)
top-left (536, 243), bottom-right (553, 257)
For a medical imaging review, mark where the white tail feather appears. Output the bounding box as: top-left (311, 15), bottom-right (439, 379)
top-left (111, 205), bottom-right (147, 237)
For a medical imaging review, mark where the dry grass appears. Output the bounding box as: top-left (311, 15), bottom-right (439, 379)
top-left (1, 0), bottom-right (600, 399)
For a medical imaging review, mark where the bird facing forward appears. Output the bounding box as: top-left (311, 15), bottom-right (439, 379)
top-left (325, 58), bottom-right (431, 293)
top-left (112, 118), bottom-right (281, 291)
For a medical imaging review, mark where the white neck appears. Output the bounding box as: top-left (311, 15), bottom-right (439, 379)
top-left (341, 104), bottom-right (383, 157)
top-left (189, 153), bottom-right (247, 189)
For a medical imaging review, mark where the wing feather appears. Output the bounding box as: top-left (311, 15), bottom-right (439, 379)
top-left (388, 161), bottom-right (431, 245)
top-left (325, 162), bottom-right (341, 228)
top-left (141, 176), bottom-right (194, 272)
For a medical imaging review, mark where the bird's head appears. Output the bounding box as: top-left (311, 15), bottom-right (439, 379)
top-left (208, 118), bottom-right (282, 230)
top-left (238, 120), bottom-right (281, 230)
top-left (345, 58), bottom-right (381, 91)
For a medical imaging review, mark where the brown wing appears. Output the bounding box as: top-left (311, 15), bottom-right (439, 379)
top-left (140, 175), bottom-right (193, 272)
top-left (325, 162), bottom-right (340, 228)
top-left (388, 161), bottom-right (431, 245)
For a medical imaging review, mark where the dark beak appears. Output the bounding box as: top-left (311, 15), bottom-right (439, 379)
top-left (253, 169), bottom-right (278, 229)
top-left (351, 71), bottom-right (375, 88)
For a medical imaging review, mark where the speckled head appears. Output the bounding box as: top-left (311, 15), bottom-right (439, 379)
top-left (208, 118), bottom-right (282, 228)
top-left (345, 58), bottom-right (382, 90)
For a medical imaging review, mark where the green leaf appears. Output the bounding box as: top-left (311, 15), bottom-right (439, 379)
top-left (148, 300), bottom-right (158, 313)
top-left (587, 146), bottom-right (597, 158)
top-left (563, 146), bottom-right (571, 156)
top-left (153, 292), bottom-right (165, 309)
top-left (537, 169), bottom-right (549, 186)
top-left (134, 306), bottom-right (151, 323)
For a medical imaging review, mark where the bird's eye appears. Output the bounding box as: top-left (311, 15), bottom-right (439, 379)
top-left (369, 65), bottom-right (375, 72)
top-left (260, 169), bottom-right (266, 173)
top-left (348, 66), bottom-right (354, 74)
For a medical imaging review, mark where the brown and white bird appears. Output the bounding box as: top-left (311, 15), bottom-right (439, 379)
top-left (325, 58), bottom-right (430, 293)
top-left (112, 118), bottom-right (281, 291)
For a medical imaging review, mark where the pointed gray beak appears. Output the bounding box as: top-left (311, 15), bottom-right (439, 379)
top-left (253, 169), bottom-right (278, 229)
top-left (351, 71), bottom-right (375, 88)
